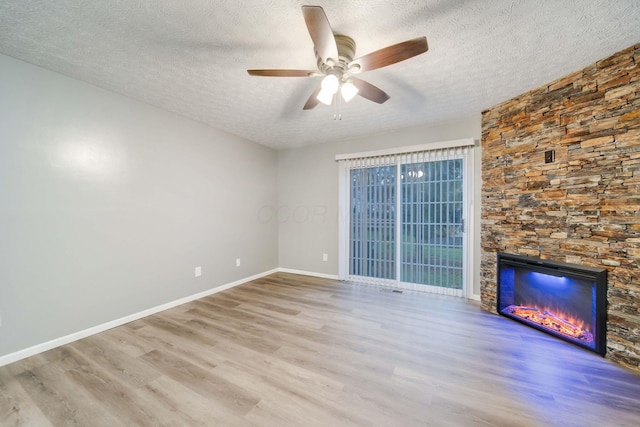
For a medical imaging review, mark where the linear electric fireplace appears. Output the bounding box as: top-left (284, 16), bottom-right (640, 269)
top-left (497, 253), bottom-right (607, 355)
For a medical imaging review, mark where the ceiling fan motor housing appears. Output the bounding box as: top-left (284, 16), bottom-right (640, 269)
top-left (317, 34), bottom-right (357, 76)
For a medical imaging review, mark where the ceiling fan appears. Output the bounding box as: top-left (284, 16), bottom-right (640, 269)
top-left (247, 5), bottom-right (428, 110)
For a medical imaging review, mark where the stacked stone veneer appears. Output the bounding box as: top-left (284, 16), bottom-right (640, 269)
top-left (481, 43), bottom-right (640, 370)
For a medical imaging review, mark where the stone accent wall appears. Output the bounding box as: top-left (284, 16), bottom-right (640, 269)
top-left (481, 43), bottom-right (640, 370)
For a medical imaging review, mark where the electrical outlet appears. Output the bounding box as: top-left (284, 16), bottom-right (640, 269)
top-left (236, 258), bottom-right (241, 267)
top-left (195, 266), bottom-right (202, 277)
top-left (545, 150), bottom-right (555, 163)
top-left (0, 310), bottom-right (2, 327)
top-left (323, 253), bottom-right (328, 262)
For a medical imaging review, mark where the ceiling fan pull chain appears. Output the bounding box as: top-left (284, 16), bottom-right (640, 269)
top-left (333, 92), bottom-right (343, 120)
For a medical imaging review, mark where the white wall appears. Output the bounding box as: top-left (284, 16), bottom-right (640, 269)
top-left (277, 118), bottom-right (483, 295)
top-left (0, 54), bottom-right (278, 359)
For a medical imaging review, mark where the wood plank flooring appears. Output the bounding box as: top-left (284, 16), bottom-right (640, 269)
top-left (1, 272), bottom-right (640, 426)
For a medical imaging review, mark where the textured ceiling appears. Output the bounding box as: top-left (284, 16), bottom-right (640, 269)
top-left (1, 0), bottom-right (639, 149)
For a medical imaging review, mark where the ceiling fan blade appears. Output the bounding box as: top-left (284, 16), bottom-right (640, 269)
top-left (303, 85), bottom-right (322, 110)
top-left (302, 6), bottom-right (339, 65)
top-left (350, 77), bottom-right (390, 104)
top-left (247, 69), bottom-right (317, 77)
top-left (350, 37), bottom-right (428, 73)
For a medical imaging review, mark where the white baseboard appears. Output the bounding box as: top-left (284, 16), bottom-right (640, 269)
top-left (0, 268), bottom-right (278, 368)
top-left (277, 268), bottom-right (339, 280)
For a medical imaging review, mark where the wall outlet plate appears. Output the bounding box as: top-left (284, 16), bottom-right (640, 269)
top-left (323, 253), bottom-right (328, 262)
top-left (545, 150), bottom-right (555, 163)
top-left (236, 258), bottom-right (241, 267)
top-left (195, 266), bottom-right (202, 277)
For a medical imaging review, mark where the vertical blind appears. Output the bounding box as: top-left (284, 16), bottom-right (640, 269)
top-left (349, 154), bottom-right (397, 284)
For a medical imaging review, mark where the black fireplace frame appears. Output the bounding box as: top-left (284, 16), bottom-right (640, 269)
top-left (496, 252), bottom-right (607, 356)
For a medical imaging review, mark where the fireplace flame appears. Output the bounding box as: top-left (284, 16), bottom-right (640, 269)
top-left (503, 305), bottom-right (594, 344)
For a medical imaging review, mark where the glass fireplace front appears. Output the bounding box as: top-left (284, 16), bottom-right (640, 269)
top-left (497, 253), bottom-right (607, 355)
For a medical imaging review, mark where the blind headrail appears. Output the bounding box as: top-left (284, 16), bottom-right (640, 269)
top-left (335, 138), bottom-right (476, 162)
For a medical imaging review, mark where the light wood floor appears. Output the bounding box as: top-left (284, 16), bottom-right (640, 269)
top-left (1, 272), bottom-right (640, 426)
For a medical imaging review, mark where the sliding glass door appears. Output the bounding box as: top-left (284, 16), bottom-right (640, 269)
top-left (399, 159), bottom-right (464, 291)
top-left (350, 165), bottom-right (397, 280)
top-left (339, 143), bottom-right (472, 297)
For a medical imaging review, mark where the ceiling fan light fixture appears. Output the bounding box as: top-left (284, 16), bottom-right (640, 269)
top-left (316, 88), bottom-right (334, 105)
top-left (320, 73), bottom-right (340, 95)
top-left (341, 80), bottom-right (359, 102)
